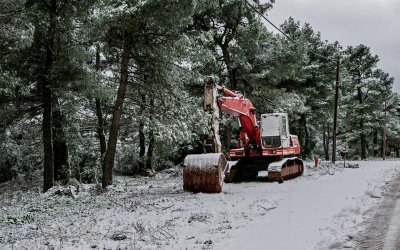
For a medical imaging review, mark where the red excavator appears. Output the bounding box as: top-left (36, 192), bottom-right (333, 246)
top-left (183, 79), bottom-right (304, 193)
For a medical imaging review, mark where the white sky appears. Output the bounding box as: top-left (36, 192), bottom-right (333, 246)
top-left (263, 0), bottom-right (400, 92)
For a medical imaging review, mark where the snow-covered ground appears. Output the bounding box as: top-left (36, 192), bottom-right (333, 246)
top-left (0, 160), bottom-right (399, 249)
top-left (221, 161), bottom-right (400, 250)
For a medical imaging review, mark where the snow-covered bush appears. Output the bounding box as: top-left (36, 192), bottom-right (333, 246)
top-left (0, 117), bottom-right (42, 183)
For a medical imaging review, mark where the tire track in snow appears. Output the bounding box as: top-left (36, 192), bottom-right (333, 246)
top-left (382, 197), bottom-right (400, 250)
top-left (355, 172), bottom-right (400, 250)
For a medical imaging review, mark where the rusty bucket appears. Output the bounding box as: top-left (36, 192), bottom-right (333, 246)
top-left (183, 153), bottom-right (227, 193)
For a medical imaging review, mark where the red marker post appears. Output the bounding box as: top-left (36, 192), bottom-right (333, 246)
top-left (314, 155), bottom-right (319, 168)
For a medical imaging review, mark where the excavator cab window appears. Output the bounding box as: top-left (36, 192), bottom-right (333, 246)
top-left (281, 116), bottom-right (288, 137)
top-left (262, 136), bottom-right (281, 148)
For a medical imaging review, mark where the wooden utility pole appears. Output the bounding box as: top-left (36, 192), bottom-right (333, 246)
top-left (382, 100), bottom-right (388, 160)
top-left (332, 54), bottom-right (340, 164)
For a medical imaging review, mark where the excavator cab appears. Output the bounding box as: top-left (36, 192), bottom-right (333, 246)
top-left (260, 113), bottom-right (290, 148)
top-left (262, 136), bottom-right (281, 148)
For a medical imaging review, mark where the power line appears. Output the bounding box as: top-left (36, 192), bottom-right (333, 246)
top-left (245, 0), bottom-right (336, 62)
top-left (245, 0), bottom-right (295, 42)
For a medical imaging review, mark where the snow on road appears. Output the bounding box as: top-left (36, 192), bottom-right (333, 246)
top-left (0, 160), bottom-right (399, 250)
top-left (354, 170), bottom-right (400, 250)
top-left (383, 192), bottom-right (400, 250)
top-left (219, 161), bottom-right (400, 250)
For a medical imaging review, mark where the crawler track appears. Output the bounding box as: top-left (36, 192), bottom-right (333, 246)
top-left (224, 157), bottom-right (304, 183)
top-left (268, 157), bottom-right (304, 183)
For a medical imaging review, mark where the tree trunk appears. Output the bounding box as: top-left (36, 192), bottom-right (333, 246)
top-left (304, 117), bottom-right (310, 158)
top-left (102, 36), bottom-right (131, 188)
top-left (382, 101), bottom-right (387, 160)
top-left (42, 79), bottom-right (53, 192)
top-left (52, 96), bottom-right (70, 183)
top-left (299, 114), bottom-right (310, 158)
top-left (360, 121), bottom-right (366, 159)
top-left (216, 32), bottom-right (238, 155)
top-left (223, 122), bottom-right (233, 156)
top-left (95, 98), bottom-right (107, 158)
top-left (323, 124), bottom-right (330, 160)
top-left (146, 129), bottom-right (155, 169)
top-left (380, 136), bottom-right (386, 159)
top-left (42, 0), bottom-right (57, 192)
top-left (221, 45), bottom-right (238, 89)
top-left (220, 44), bottom-right (235, 157)
top-left (356, 87), bottom-right (366, 159)
top-left (95, 46), bottom-right (106, 158)
top-left (373, 130), bottom-right (378, 157)
top-left (298, 119), bottom-right (304, 155)
top-left (146, 97), bottom-right (155, 170)
top-left (138, 92), bottom-right (146, 171)
top-left (327, 125), bottom-right (330, 160)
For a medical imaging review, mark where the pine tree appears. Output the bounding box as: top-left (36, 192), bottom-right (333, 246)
top-left (4, 0), bottom-right (97, 190)
top-left (100, 0), bottom-right (194, 187)
top-left (342, 45), bottom-right (380, 159)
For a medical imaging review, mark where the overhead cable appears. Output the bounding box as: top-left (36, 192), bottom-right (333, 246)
top-left (245, 0), bottom-right (336, 62)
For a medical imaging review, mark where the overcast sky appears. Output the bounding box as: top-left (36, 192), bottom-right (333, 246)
top-left (263, 0), bottom-right (400, 92)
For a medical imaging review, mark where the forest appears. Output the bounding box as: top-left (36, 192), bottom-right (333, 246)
top-left (1, 0), bottom-right (398, 192)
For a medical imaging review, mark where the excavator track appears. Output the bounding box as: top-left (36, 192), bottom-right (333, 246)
top-left (222, 162), bottom-right (239, 183)
top-left (223, 159), bottom-right (257, 182)
top-left (268, 157), bottom-right (304, 183)
top-left (183, 153), bottom-right (227, 193)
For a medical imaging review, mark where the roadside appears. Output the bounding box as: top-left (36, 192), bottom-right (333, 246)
top-left (354, 171), bottom-right (400, 250)
top-left (217, 161), bottom-right (400, 250)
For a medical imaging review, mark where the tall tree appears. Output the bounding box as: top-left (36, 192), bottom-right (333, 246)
top-left (10, 0), bottom-right (96, 190)
top-left (269, 18), bottom-right (338, 159)
top-left (342, 44), bottom-right (380, 159)
top-left (94, 45), bottom-right (107, 159)
top-left (101, 0), bottom-right (194, 187)
top-left (102, 35), bottom-right (131, 187)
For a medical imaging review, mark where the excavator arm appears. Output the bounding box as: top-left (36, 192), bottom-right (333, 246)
top-left (204, 79), bottom-right (261, 152)
top-left (184, 79), bottom-right (260, 193)
top-left (217, 85), bottom-right (261, 153)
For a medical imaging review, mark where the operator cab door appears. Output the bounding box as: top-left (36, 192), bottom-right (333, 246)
top-left (260, 113), bottom-right (290, 148)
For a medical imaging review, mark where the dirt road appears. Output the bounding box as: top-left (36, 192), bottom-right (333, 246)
top-left (0, 161), bottom-right (399, 249)
top-left (354, 172), bottom-right (400, 250)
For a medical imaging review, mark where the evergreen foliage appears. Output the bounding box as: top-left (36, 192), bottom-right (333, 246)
top-left (1, 0), bottom-right (399, 189)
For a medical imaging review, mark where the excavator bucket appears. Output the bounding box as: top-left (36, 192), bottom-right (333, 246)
top-left (183, 153), bottom-right (227, 193)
